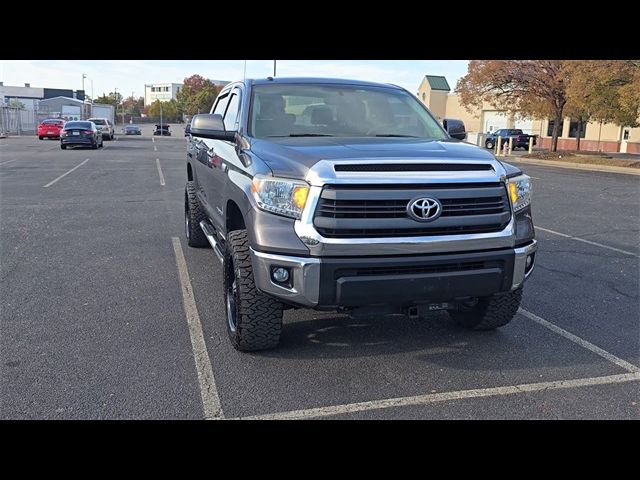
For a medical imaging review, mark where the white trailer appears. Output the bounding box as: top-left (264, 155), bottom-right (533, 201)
top-left (91, 104), bottom-right (115, 124)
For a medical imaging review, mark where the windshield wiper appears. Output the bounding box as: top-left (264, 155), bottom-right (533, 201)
top-left (267, 133), bottom-right (334, 137)
top-left (374, 134), bottom-right (419, 137)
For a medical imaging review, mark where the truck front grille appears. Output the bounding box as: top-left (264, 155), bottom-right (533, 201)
top-left (313, 183), bottom-right (511, 238)
top-left (317, 197), bottom-right (506, 219)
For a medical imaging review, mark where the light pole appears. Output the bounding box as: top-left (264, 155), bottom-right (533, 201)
top-left (114, 87), bottom-right (119, 125)
top-left (130, 91), bottom-right (135, 124)
top-left (82, 74), bottom-right (87, 119)
top-left (273, 60), bottom-right (276, 77)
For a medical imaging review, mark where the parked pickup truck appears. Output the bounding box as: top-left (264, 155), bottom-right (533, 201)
top-left (485, 129), bottom-right (536, 150)
top-left (185, 77), bottom-right (537, 351)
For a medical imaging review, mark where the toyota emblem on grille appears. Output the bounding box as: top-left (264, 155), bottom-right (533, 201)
top-left (408, 197), bottom-right (442, 222)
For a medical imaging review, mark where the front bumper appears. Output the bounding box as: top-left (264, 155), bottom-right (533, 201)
top-left (250, 239), bottom-right (537, 308)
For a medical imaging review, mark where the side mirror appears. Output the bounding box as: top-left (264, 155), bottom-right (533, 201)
top-left (191, 114), bottom-right (236, 141)
top-left (443, 118), bottom-right (467, 141)
top-left (184, 124), bottom-right (191, 136)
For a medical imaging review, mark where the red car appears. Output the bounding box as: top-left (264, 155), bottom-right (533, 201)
top-left (38, 119), bottom-right (66, 139)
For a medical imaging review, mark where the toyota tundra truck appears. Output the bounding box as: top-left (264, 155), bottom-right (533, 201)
top-left (185, 77), bottom-right (536, 351)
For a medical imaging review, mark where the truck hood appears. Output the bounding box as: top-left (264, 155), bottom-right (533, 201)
top-left (250, 137), bottom-right (499, 179)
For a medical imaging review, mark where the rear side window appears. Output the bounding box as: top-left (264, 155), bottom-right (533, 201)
top-left (42, 119), bottom-right (63, 125)
top-left (90, 119), bottom-right (106, 125)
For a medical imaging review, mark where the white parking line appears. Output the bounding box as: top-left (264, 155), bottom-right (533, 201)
top-left (171, 237), bottom-right (223, 420)
top-left (152, 137), bottom-right (155, 143)
top-left (518, 308), bottom-right (640, 373)
top-left (234, 307), bottom-right (640, 419)
top-left (154, 145), bottom-right (157, 151)
top-left (0, 159), bottom-right (18, 166)
top-left (43, 158), bottom-right (89, 188)
top-left (536, 226), bottom-right (639, 258)
top-left (156, 158), bottom-right (165, 186)
top-left (238, 372), bottom-right (640, 420)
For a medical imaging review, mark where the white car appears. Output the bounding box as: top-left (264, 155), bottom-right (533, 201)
top-left (87, 117), bottom-right (115, 140)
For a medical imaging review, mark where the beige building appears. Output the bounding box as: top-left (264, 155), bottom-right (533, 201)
top-left (417, 75), bottom-right (640, 155)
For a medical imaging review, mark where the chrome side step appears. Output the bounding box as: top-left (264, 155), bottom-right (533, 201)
top-left (199, 220), bottom-right (224, 264)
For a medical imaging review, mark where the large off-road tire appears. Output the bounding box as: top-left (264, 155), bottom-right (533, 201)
top-left (184, 181), bottom-right (208, 248)
top-left (224, 229), bottom-right (284, 351)
top-left (449, 287), bottom-right (522, 330)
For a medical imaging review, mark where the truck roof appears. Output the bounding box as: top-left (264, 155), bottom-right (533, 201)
top-left (247, 77), bottom-right (404, 90)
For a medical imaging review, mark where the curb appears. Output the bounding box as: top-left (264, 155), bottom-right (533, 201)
top-left (504, 157), bottom-right (640, 176)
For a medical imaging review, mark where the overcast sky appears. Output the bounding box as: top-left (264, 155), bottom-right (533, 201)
top-left (0, 60), bottom-right (469, 99)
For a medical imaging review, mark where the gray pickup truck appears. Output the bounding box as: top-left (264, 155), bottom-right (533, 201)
top-left (185, 77), bottom-right (536, 351)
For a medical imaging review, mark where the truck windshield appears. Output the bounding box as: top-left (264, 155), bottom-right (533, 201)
top-left (249, 83), bottom-right (447, 140)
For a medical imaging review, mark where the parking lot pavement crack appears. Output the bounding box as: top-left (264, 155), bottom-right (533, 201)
top-left (537, 264), bottom-right (585, 280)
top-left (536, 264), bottom-right (638, 300)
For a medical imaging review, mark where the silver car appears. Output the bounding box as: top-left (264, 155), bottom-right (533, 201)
top-left (87, 117), bottom-right (115, 140)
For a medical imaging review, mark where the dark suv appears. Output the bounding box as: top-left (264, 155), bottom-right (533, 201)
top-left (154, 124), bottom-right (171, 136)
top-left (185, 77), bottom-right (536, 351)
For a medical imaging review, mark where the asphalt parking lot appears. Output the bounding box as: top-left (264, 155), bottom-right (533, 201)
top-left (1, 128), bottom-right (638, 419)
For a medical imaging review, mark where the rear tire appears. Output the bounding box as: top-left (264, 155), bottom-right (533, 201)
top-left (184, 181), bottom-right (208, 247)
top-left (92, 141), bottom-right (98, 150)
top-left (60, 144), bottom-right (66, 150)
top-left (485, 140), bottom-right (494, 149)
top-left (224, 229), bottom-right (284, 351)
top-left (449, 287), bottom-right (522, 330)
top-left (39, 136), bottom-right (43, 140)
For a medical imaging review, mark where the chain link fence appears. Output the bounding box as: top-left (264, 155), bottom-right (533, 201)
top-left (0, 106), bottom-right (59, 135)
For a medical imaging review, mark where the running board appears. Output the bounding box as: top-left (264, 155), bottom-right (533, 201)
top-left (199, 220), bottom-right (224, 264)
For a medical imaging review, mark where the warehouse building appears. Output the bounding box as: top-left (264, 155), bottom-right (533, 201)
top-left (0, 82), bottom-right (85, 109)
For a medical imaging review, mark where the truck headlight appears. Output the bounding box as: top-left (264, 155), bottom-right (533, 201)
top-left (251, 176), bottom-right (310, 219)
top-left (507, 174), bottom-right (531, 213)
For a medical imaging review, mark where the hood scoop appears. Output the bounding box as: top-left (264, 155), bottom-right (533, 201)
top-left (334, 163), bottom-right (494, 172)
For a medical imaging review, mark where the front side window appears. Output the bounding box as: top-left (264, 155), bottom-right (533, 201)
top-left (249, 83), bottom-right (447, 139)
top-left (213, 93), bottom-right (230, 116)
top-left (223, 93), bottom-right (240, 131)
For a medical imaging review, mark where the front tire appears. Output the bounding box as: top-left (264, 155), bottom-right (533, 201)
top-left (60, 144), bottom-right (66, 150)
top-left (449, 287), bottom-right (522, 330)
top-left (92, 141), bottom-right (98, 149)
top-left (485, 140), bottom-right (494, 149)
top-left (39, 136), bottom-right (43, 140)
top-left (184, 181), bottom-right (208, 247)
top-left (224, 230), bottom-right (284, 351)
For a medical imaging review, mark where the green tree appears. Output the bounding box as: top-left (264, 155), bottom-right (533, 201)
top-left (94, 92), bottom-right (122, 108)
top-left (123, 96), bottom-right (144, 115)
top-left (94, 94), bottom-right (112, 105)
top-left (456, 60), bottom-right (569, 152)
top-left (177, 74), bottom-right (222, 116)
top-left (565, 60), bottom-right (640, 135)
top-left (148, 99), bottom-right (181, 122)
